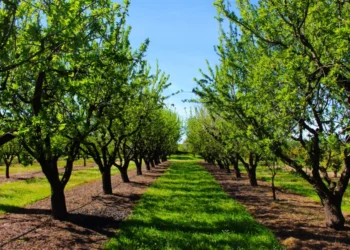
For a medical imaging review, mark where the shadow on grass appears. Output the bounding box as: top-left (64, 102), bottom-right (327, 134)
top-left (106, 162), bottom-right (281, 250)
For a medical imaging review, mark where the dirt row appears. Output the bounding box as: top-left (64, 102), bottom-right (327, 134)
top-left (0, 163), bottom-right (169, 249)
top-left (203, 163), bottom-right (350, 250)
top-left (0, 163), bottom-right (96, 185)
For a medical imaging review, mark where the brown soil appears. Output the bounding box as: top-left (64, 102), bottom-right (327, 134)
top-left (203, 163), bottom-right (350, 250)
top-left (0, 163), bottom-right (169, 249)
top-left (0, 163), bottom-right (96, 184)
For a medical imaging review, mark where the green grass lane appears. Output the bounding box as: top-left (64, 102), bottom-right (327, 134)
top-left (0, 163), bottom-right (136, 214)
top-left (105, 161), bottom-right (281, 250)
top-left (246, 166), bottom-right (350, 213)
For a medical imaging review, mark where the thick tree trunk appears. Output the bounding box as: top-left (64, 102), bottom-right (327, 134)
top-left (120, 167), bottom-right (130, 183)
top-left (102, 167), bottom-right (112, 194)
top-left (248, 168), bottom-right (258, 186)
top-left (145, 159), bottom-right (151, 171)
top-left (322, 195), bottom-right (344, 230)
top-left (50, 181), bottom-right (68, 220)
top-left (5, 163), bottom-right (10, 178)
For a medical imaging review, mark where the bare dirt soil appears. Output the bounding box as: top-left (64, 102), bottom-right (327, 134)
top-left (0, 163), bottom-right (169, 250)
top-left (203, 163), bottom-right (350, 250)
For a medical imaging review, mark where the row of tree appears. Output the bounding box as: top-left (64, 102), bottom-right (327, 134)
top-left (0, 0), bottom-right (181, 220)
top-left (188, 0), bottom-right (350, 230)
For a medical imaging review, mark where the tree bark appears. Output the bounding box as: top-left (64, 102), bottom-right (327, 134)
top-left (50, 180), bottom-right (68, 220)
top-left (102, 167), bottom-right (112, 194)
top-left (145, 159), bottom-right (151, 171)
top-left (136, 161), bottom-right (142, 176)
top-left (248, 168), bottom-right (258, 186)
top-left (120, 167), bottom-right (130, 183)
top-left (151, 160), bottom-right (156, 168)
top-left (271, 172), bottom-right (277, 200)
top-left (231, 157), bottom-right (241, 178)
top-left (322, 195), bottom-right (344, 230)
top-left (5, 162), bottom-right (10, 178)
top-left (83, 157), bottom-right (86, 167)
top-left (217, 160), bottom-right (225, 169)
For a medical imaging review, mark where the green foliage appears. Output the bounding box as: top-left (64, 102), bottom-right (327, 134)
top-left (105, 162), bottom-right (281, 250)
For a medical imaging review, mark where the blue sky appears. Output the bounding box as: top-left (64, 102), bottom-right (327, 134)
top-left (127, 0), bottom-right (224, 119)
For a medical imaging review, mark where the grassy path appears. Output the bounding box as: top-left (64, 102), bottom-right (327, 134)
top-left (106, 161), bottom-right (281, 250)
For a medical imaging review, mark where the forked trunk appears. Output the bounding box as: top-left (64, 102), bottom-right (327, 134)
top-left (102, 167), bottom-right (112, 194)
top-left (322, 195), bottom-right (344, 230)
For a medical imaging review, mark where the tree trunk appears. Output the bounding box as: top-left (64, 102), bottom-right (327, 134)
top-left (271, 173), bottom-right (277, 200)
top-left (232, 158), bottom-right (241, 178)
top-left (136, 161), bottom-right (142, 176)
top-left (248, 168), bottom-right (258, 186)
top-left (151, 160), bottom-right (156, 168)
top-left (120, 167), bottom-right (130, 183)
top-left (17, 154), bottom-right (21, 164)
top-left (145, 159), bottom-right (151, 171)
top-left (217, 160), bottom-right (225, 169)
top-left (5, 163), bottom-right (10, 178)
top-left (102, 167), bottom-right (112, 194)
top-left (50, 181), bottom-right (68, 220)
top-left (334, 171), bottom-right (337, 178)
top-left (322, 195), bottom-right (345, 230)
top-left (83, 157), bottom-right (87, 167)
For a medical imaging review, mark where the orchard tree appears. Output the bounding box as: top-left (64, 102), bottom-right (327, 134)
top-left (0, 138), bottom-right (20, 178)
top-left (0, 0), bottom-right (133, 220)
top-left (194, 0), bottom-right (350, 229)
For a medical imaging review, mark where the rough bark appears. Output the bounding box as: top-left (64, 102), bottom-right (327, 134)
top-left (322, 195), bottom-right (345, 230)
top-left (49, 176), bottom-right (68, 220)
top-left (102, 167), bottom-right (112, 194)
top-left (120, 167), bottom-right (130, 182)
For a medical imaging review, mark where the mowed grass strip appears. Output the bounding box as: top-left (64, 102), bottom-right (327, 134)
top-left (247, 166), bottom-right (350, 213)
top-left (0, 164), bottom-right (136, 214)
top-left (105, 161), bottom-right (281, 250)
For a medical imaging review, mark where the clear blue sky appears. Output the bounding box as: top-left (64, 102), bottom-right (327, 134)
top-left (127, 0), bottom-right (226, 119)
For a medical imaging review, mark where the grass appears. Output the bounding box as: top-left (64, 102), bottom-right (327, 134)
top-left (0, 158), bottom-right (95, 176)
top-left (168, 154), bottom-right (203, 161)
top-left (105, 161), bottom-right (281, 250)
top-left (0, 163), bottom-right (136, 214)
top-left (244, 166), bottom-right (350, 213)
